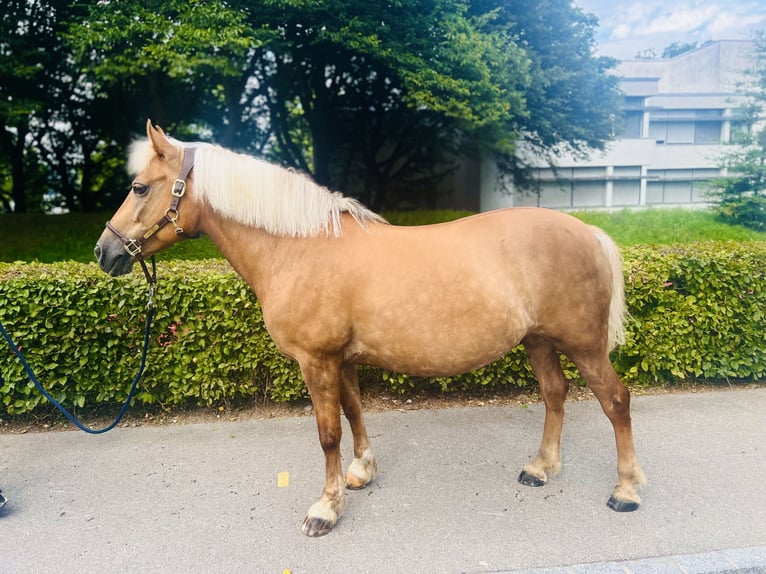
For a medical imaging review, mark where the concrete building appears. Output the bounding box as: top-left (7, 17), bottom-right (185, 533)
top-left (477, 40), bottom-right (758, 212)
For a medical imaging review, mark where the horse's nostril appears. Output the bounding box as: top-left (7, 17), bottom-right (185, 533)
top-left (93, 244), bottom-right (102, 262)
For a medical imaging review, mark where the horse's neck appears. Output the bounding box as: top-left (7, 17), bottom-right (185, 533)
top-left (200, 206), bottom-right (289, 298)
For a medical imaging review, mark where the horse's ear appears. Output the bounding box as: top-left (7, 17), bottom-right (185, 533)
top-left (146, 119), bottom-right (178, 161)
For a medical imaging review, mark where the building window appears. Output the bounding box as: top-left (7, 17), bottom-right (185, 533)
top-left (522, 167), bottom-right (608, 208)
top-left (573, 180), bottom-right (605, 207)
top-left (648, 109), bottom-right (723, 144)
top-left (694, 122), bottom-right (722, 143)
top-left (692, 169), bottom-right (720, 201)
top-left (612, 167), bottom-right (642, 206)
top-left (623, 96), bottom-right (645, 109)
top-left (646, 169), bottom-right (720, 204)
top-left (621, 111), bottom-right (643, 138)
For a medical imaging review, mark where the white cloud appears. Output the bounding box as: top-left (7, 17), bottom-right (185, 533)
top-left (576, 0), bottom-right (765, 58)
top-left (644, 5), bottom-right (718, 35)
top-left (611, 23), bottom-right (633, 41)
top-left (707, 10), bottom-right (766, 37)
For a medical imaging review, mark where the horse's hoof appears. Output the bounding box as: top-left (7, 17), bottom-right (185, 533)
top-left (345, 473), bottom-right (369, 490)
top-left (607, 495), bottom-right (639, 512)
top-left (302, 515), bottom-right (335, 537)
top-left (518, 470), bottom-right (546, 487)
top-left (345, 449), bottom-right (377, 490)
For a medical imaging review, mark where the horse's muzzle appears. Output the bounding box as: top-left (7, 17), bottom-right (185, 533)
top-left (94, 239), bottom-right (134, 277)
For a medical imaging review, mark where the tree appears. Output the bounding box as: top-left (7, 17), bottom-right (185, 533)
top-left (58, 0), bottom-right (621, 210)
top-left (709, 34), bottom-right (766, 231)
top-left (0, 0), bottom-right (58, 212)
top-left (69, 0), bottom-right (272, 149)
top-left (634, 48), bottom-right (657, 60)
top-left (251, 0), bottom-right (537, 208)
top-left (662, 41), bottom-right (698, 59)
top-left (0, 1), bottom-right (138, 213)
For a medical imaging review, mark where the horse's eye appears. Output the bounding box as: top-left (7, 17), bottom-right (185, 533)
top-left (131, 182), bottom-right (149, 196)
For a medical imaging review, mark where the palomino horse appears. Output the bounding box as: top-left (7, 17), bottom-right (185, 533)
top-left (95, 120), bottom-right (645, 537)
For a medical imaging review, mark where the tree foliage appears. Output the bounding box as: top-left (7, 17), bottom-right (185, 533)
top-left (710, 33), bottom-right (766, 231)
top-left (1, 1), bottom-right (138, 213)
top-left (0, 0), bottom-right (59, 213)
top-left (662, 41), bottom-right (700, 59)
top-left (2, 0), bottom-right (621, 212)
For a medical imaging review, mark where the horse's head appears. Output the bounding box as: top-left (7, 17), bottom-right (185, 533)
top-left (94, 120), bottom-right (200, 276)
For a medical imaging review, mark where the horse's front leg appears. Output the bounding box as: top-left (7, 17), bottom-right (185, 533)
top-left (300, 358), bottom-right (346, 537)
top-left (340, 363), bottom-right (377, 490)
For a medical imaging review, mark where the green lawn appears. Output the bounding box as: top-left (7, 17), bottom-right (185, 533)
top-left (570, 208), bottom-right (765, 245)
top-left (0, 212), bottom-right (221, 263)
top-left (0, 208), bottom-right (763, 263)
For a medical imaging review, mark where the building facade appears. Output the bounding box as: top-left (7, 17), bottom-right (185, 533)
top-left (478, 40), bottom-right (757, 212)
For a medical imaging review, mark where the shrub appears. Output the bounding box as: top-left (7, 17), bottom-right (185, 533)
top-left (616, 242), bottom-right (766, 382)
top-left (708, 144), bottom-right (766, 232)
top-left (382, 210), bottom-right (475, 226)
top-left (0, 261), bottom-right (302, 415)
top-left (715, 194), bottom-right (766, 231)
top-left (1, 241), bottom-right (765, 416)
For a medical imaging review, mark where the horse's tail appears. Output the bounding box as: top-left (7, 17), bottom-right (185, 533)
top-left (589, 226), bottom-right (627, 350)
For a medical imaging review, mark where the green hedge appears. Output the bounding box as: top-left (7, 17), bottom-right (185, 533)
top-left (1, 241), bottom-right (765, 416)
top-left (616, 242), bottom-right (766, 381)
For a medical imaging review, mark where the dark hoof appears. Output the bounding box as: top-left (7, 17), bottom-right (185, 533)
top-left (607, 495), bottom-right (639, 512)
top-left (302, 516), bottom-right (335, 537)
top-left (518, 470), bottom-right (546, 487)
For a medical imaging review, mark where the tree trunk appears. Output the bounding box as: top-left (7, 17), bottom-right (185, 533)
top-left (220, 77), bottom-right (245, 149)
top-left (312, 126), bottom-right (333, 188)
top-left (79, 151), bottom-right (96, 212)
top-left (9, 120), bottom-right (28, 213)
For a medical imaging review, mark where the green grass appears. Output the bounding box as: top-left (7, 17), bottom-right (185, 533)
top-left (1, 208), bottom-right (763, 263)
top-left (570, 208), bottom-right (766, 245)
top-left (0, 212), bottom-right (221, 263)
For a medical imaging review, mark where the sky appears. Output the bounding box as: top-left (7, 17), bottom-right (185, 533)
top-left (575, 0), bottom-right (766, 60)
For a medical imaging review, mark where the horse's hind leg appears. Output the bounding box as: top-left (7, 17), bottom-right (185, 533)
top-left (571, 349), bottom-right (646, 512)
top-left (340, 363), bottom-right (377, 489)
top-left (518, 335), bottom-right (569, 487)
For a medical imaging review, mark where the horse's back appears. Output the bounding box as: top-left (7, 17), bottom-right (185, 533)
top-left (335, 208), bottom-right (614, 374)
top-left (361, 208), bottom-right (607, 295)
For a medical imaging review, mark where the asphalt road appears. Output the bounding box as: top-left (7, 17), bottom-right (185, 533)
top-left (2, 387), bottom-right (765, 573)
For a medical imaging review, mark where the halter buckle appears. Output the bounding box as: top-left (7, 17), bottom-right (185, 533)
top-left (172, 179), bottom-right (186, 197)
top-left (124, 239), bottom-right (142, 256)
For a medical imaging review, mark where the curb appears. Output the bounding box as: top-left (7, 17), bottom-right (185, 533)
top-left (501, 546), bottom-right (766, 574)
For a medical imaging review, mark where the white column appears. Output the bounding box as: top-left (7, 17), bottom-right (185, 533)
top-left (721, 120), bottom-right (731, 144)
top-left (639, 166), bottom-right (648, 206)
top-left (605, 165), bottom-right (614, 208)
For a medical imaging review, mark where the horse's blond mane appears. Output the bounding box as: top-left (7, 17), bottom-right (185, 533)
top-left (128, 139), bottom-right (386, 237)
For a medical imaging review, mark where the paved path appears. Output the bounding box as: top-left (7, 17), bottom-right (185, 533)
top-left (2, 388), bottom-right (765, 573)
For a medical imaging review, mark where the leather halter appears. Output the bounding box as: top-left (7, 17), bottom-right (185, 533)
top-left (105, 147), bottom-right (196, 259)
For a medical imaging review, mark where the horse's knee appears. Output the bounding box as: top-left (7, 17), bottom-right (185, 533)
top-left (611, 384), bottom-right (630, 406)
top-left (318, 425), bottom-right (341, 452)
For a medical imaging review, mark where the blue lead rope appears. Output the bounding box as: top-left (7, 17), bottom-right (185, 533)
top-left (0, 307), bottom-right (155, 434)
top-left (0, 258), bottom-right (158, 434)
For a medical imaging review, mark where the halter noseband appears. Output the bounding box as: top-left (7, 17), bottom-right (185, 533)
top-left (105, 146), bottom-right (196, 260)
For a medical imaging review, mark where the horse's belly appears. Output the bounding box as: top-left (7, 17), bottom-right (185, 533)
top-left (349, 311), bottom-right (527, 377)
